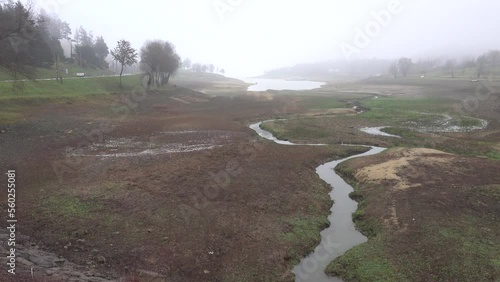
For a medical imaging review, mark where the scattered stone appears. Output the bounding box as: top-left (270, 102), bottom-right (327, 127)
top-left (204, 270), bottom-right (210, 274)
top-left (147, 228), bottom-right (153, 233)
top-left (96, 255), bottom-right (106, 264)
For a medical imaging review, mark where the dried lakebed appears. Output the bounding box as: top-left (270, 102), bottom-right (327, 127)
top-left (249, 121), bottom-right (385, 282)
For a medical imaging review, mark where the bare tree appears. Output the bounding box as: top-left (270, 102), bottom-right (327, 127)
top-left (398, 57), bottom-right (412, 77)
top-left (389, 61), bottom-right (398, 78)
top-left (444, 59), bottom-right (456, 78)
top-left (110, 39), bottom-right (138, 88)
top-left (460, 56), bottom-right (476, 74)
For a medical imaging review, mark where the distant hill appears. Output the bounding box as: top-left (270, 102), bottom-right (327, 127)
top-left (260, 59), bottom-right (393, 81)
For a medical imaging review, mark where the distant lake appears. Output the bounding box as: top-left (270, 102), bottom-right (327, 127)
top-left (242, 78), bottom-right (326, 91)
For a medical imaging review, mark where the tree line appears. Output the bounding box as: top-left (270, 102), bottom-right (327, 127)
top-left (0, 1), bottom-right (112, 87)
top-left (0, 1), bottom-right (187, 90)
top-left (388, 50), bottom-right (500, 79)
top-left (181, 58), bottom-right (225, 74)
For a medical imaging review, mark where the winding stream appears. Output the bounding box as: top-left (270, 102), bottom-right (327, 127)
top-left (249, 121), bottom-right (385, 282)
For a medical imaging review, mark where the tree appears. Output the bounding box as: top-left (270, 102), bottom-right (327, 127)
top-left (389, 61), bottom-right (398, 78)
top-left (182, 58), bottom-right (191, 70)
top-left (0, 1), bottom-right (36, 88)
top-left (486, 50), bottom-right (500, 75)
top-left (415, 58), bottom-right (436, 75)
top-left (111, 39), bottom-right (138, 87)
top-left (460, 56), bottom-right (476, 74)
top-left (60, 21), bottom-right (71, 39)
top-left (487, 50), bottom-right (500, 66)
top-left (94, 36), bottom-right (109, 68)
top-left (398, 57), bottom-right (412, 77)
top-left (476, 55), bottom-right (488, 78)
top-left (192, 63), bottom-right (202, 73)
top-left (444, 59), bottom-right (456, 78)
top-left (209, 64), bottom-right (215, 73)
top-left (140, 40), bottom-right (181, 89)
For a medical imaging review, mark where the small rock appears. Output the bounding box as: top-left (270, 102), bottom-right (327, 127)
top-left (91, 249), bottom-right (99, 254)
top-left (17, 257), bottom-right (34, 267)
top-left (204, 270), bottom-right (210, 274)
top-left (147, 228), bottom-right (153, 233)
top-left (45, 268), bottom-right (60, 276)
top-left (163, 237), bottom-right (169, 242)
top-left (27, 255), bottom-right (56, 268)
top-left (96, 255), bottom-right (106, 264)
top-left (54, 258), bottom-right (65, 265)
top-left (77, 239), bottom-right (86, 243)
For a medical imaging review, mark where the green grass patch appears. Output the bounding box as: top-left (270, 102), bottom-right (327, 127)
top-left (326, 235), bottom-right (404, 282)
top-left (301, 96), bottom-right (346, 109)
top-left (261, 119), bottom-right (331, 142)
top-left (478, 185), bottom-right (500, 201)
top-left (487, 151), bottom-right (500, 160)
top-left (282, 216), bottom-right (330, 243)
top-left (0, 75), bottom-right (145, 124)
top-left (0, 74), bottom-right (142, 97)
top-left (42, 195), bottom-right (102, 218)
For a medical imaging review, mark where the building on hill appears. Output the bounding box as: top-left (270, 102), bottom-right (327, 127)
top-left (58, 38), bottom-right (74, 59)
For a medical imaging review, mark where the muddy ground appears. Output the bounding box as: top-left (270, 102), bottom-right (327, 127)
top-left (0, 86), bottom-right (366, 281)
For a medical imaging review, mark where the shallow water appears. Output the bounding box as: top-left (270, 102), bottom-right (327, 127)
top-left (248, 121), bottom-right (385, 282)
top-left (242, 78), bottom-right (325, 91)
top-left (360, 127), bottom-right (401, 138)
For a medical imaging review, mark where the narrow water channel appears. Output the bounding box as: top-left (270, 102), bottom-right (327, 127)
top-left (249, 121), bottom-right (385, 282)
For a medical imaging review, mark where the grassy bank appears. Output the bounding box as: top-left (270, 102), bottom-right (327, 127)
top-left (0, 75), bottom-right (144, 125)
top-left (326, 158), bottom-right (500, 281)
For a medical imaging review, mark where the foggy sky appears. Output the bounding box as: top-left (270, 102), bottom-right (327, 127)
top-left (36, 0), bottom-right (500, 77)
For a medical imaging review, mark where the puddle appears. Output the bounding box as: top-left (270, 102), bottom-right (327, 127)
top-left (406, 114), bottom-right (488, 133)
top-left (65, 130), bottom-right (235, 158)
